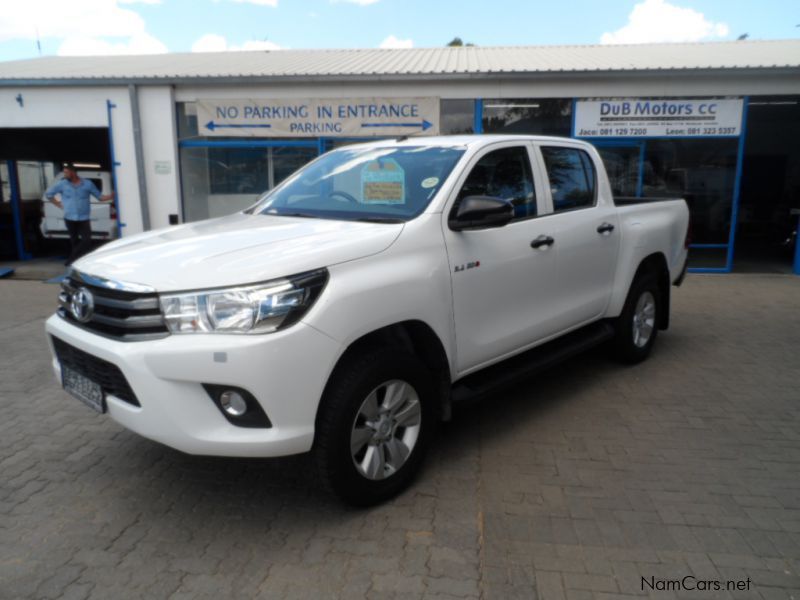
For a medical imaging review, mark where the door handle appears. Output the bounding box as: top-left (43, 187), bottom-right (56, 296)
top-left (597, 222), bottom-right (615, 235)
top-left (531, 235), bottom-right (555, 249)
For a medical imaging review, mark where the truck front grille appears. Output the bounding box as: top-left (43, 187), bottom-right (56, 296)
top-left (58, 276), bottom-right (169, 342)
top-left (51, 336), bottom-right (140, 407)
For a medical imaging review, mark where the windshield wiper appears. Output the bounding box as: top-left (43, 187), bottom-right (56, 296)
top-left (354, 216), bottom-right (405, 224)
top-left (267, 211), bottom-right (321, 219)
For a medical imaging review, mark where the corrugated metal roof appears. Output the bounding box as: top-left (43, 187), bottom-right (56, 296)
top-left (0, 39), bottom-right (798, 83)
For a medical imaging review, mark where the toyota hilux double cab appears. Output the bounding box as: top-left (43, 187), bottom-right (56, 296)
top-left (46, 135), bottom-right (689, 505)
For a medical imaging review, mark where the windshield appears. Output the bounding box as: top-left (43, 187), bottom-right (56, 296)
top-left (249, 145), bottom-right (465, 222)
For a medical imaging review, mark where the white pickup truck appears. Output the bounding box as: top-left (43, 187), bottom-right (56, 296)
top-left (46, 135), bottom-right (689, 505)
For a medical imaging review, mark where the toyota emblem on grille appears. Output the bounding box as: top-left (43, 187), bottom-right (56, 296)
top-left (70, 287), bottom-right (95, 323)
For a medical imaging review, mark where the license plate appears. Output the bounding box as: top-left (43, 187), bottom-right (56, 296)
top-left (62, 364), bottom-right (106, 413)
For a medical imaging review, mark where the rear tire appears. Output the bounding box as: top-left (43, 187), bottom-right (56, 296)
top-left (612, 273), bottom-right (660, 364)
top-left (313, 347), bottom-right (437, 506)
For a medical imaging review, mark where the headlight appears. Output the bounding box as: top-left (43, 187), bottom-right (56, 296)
top-left (159, 269), bottom-right (328, 334)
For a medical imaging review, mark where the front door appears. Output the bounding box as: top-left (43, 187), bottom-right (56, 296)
top-left (443, 143), bottom-right (562, 373)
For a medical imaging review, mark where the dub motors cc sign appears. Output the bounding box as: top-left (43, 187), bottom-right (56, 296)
top-left (574, 98), bottom-right (744, 138)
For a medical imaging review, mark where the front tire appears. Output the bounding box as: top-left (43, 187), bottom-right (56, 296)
top-left (313, 347), bottom-right (437, 506)
top-left (613, 273), bottom-right (660, 364)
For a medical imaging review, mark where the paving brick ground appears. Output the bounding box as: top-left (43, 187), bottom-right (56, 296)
top-left (1, 274), bottom-right (799, 600)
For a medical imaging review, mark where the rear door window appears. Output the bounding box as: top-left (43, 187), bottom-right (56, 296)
top-left (541, 146), bottom-right (596, 212)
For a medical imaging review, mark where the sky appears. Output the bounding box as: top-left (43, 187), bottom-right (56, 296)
top-left (0, 0), bottom-right (797, 61)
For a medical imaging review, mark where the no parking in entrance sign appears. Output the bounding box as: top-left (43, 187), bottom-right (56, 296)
top-left (197, 97), bottom-right (440, 137)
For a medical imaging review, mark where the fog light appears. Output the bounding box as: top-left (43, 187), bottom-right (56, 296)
top-left (220, 390), bottom-right (247, 416)
top-left (202, 384), bottom-right (272, 428)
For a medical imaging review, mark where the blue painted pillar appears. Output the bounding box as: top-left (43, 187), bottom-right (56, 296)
top-left (473, 99), bottom-right (483, 134)
top-left (636, 142), bottom-right (646, 198)
top-left (793, 210), bottom-right (800, 275)
top-left (106, 100), bottom-right (124, 238)
top-left (6, 160), bottom-right (32, 260)
top-left (725, 96), bottom-right (749, 272)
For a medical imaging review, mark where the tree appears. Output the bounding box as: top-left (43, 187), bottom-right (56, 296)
top-left (446, 37), bottom-right (475, 47)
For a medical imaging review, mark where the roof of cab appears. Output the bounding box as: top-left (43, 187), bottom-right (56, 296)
top-left (340, 134), bottom-right (589, 149)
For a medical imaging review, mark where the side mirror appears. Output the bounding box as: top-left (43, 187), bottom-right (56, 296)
top-left (449, 195), bottom-right (514, 231)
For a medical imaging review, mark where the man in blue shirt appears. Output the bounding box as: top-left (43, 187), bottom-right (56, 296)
top-left (45, 163), bottom-right (114, 265)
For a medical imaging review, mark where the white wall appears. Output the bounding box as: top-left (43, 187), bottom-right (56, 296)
top-left (0, 87), bottom-right (116, 127)
top-left (0, 86), bottom-right (144, 235)
top-left (138, 86), bottom-right (181, 229)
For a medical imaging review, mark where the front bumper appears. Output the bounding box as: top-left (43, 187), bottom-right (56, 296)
top-left (45, 314), bottom-right (341, 457)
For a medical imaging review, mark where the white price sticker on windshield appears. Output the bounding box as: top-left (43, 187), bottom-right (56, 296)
top-left (421, 177), bottom-right (439, 189)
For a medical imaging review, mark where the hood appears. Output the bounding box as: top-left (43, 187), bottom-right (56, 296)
top-left (73, 213), bottom-right (403, 291)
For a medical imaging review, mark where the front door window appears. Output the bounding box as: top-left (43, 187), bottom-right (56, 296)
top-left (454, 146), bottom-right (537, 220)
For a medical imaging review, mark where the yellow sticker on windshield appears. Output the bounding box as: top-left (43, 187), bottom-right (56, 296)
top-left (361, 159), bottom-right (405, 204)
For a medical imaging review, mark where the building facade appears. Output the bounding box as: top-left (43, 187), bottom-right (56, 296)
top-left (1, 40), bottom-right (799, 273)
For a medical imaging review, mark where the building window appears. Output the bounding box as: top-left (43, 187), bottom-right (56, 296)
top-left (177, 102), bottom-right (199, 139)
top-left (595, 145), bottom-right (641, 197)
top-left (482, 99), bottom-right (572, 136)
top-left (642, 139), bottom-right (738, 245)
top-left (179, 145), bottom-right (318, 223)
top-left (176, 102), bottom-right (319, 223)
top-left (440, 99), bottom-right (474, 134)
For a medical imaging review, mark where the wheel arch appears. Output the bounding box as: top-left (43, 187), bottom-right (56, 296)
top-left (316, 320), bottom-right (453, 425)
top-left (631, 252), bottom-right (671, 330)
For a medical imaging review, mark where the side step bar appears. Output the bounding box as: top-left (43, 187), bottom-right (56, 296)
top-left (451, 321), bottom-right (615, 403)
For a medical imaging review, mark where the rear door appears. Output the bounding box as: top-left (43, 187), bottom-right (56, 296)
top-left (535, 144), bottom-right (620, 329)
top-left (443, 142), bottom-right (563, 373)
